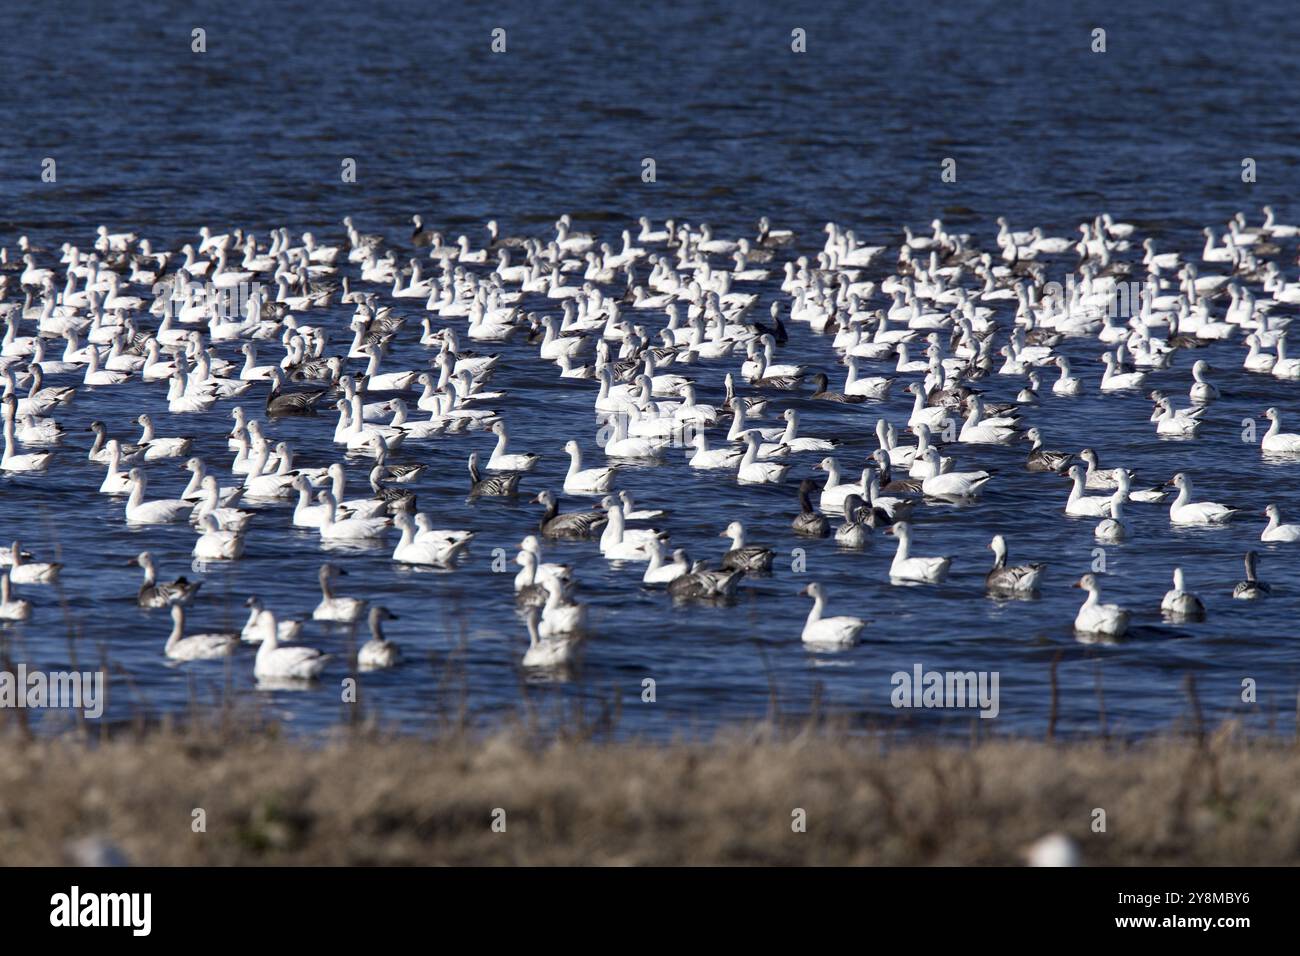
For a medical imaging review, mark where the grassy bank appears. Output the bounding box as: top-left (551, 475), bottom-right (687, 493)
top-left (1, 717), bottom-right (1297, 865)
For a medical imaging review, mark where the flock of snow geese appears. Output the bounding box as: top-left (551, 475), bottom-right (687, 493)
top-left (2, 204), bottom-right (1300, 680)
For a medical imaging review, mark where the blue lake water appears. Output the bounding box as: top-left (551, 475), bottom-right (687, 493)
top-left (2, 0), bottom-right (1300, 739)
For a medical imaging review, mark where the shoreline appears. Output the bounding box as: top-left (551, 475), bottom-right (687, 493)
top-left (2, 717), bottom-right (1295, 865)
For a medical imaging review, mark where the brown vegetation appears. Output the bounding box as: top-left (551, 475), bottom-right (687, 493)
top-left (1, 715), bottom-right (1297, 865)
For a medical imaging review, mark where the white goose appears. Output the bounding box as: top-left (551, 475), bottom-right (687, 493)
top-left (562, 439), bottom-right (615, 494)
top-left (599, 504), bottom-right (661, 561)
top-left (392, 512), bottom-right (472, 566)
top-left (1161, 567), bottom-right (1205, 621)
top-left (487, 420), bottom-right (539, 471)
top-left (1261, 407), bottom-right (1300, 453)
top-left (164, 605), bottom-right (238, 661)
top-left (642, 538), bottom-right (689, 584)
top-left (192, 513), bottom-right (245, 560)
top-left (521, 605), bottom-right (578, 668)
top-left (313, 563), bottom-right (369, 621)
top-left (1261, 504), bottom-right (1300, 542)
top-left (358, 606), bottom-right (401, 670)
top-left (1167, 473), bottom-right (1237, 526)
top-left (737, 432), bottom-right (788, 485)
top-left (242, 595), bottom-right (304, 643)
top-left (799, 582), bottom-right (865, 646)
top-left (1094, 480), bottom-right (1131, 542)
top-left (254, 607), bottom-right (330, 680)
top-left (1073, 574), bottom-right (1129, 637)
top-left (5, 540), bottom-right (61, 584)
top-left (915, 447), bottom-right (992, 498)
top-left (316, 489), bottom-right (389, 541)
top-left (124, 469), bottom-right (192, 524)
top-left (0, 572), bottom-right (31, 621)
top-left (1, 400), bottom-right (54, 472)
top-left (1064, 466), bottom-right (1113, 518)
top-left (884, 521), bottom-right (951, 583)
top-left (539, 575), bottom-right (586, 639)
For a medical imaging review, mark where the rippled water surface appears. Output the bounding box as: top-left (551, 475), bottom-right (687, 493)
top-left (3, 0), bottom-right (1300, 738)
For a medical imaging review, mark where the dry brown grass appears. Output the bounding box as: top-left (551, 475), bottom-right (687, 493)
top-left (2, 716), bottom-right (1299, 865)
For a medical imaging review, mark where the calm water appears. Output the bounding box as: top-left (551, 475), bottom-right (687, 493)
top-left (2, 0), bottom-right (1300, 739)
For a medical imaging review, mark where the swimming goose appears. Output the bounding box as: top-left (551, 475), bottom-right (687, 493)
top-left (134, 413), bottom-right (192, 460)
top-left (884, 521), bottom-right (951, 583)
top-left (807, 372), bottom-right (864, 403)
top-left (599, 504), bottom-right (661, 561)
top-left (513, 549), bottom-right (562, 608)
top-left (1233, 551), bottom-right (1270, 599)
top-left (792, 478), bottom-right (830, 537)
top-left (164, 605), bottom-right (238, 661)
top-left (762, 408), bottom-right (838, 456)
top-left (539, 575), bottom-right (586, 639)
top-left (1072, 574), bottom-right (1129, 637)
top-left (134, 551), bottom-right (201, 607)
top-left (905, 383), bottom-right (949, 429)
top-left (522, 604), bottom-right (578, 668)
top-left (985, 534), bottom-right (1044, 594)
top-left (533, 489), bottom-right (607, 539)
top-left (667, 560), bottom-right (744, 601)
top-left (1167, 473), bottom-right (1237, 525)
top-left (467, 450), bottom-right (520, 495)
top-left (562, 439), bottom-right (615, 494)
top-left (1261, 504), bottom-right (1300, 542)
top-left (6, 540), bottom-right (61, 584)
top-left (719, 520), bottom-right (774, 571)
top-left (266, 367), bottom-right (326, 416)
top-left (618, 491), bottom-right (664, 521)
top-left (602, 409), bottom-right (668, 458)
top-left (1161, 567), bottom-right (1205, 621)
top-left (688, 431), bottom-right (744, 469)
top-left (799, 582), bottom-right (865, 646)
top-left (317, 489), bottom-right (390, 541)
top-left (192, 513), bottom-right (245, 560)
top-left (1, 400), bottom-right (54, 472)
top-left (0, 572), bottom-right (31, 621)
top-left (124, 469), bottom-right (192, 524)
top-left (642, 538), bottom-right (689, 585)
top-left (1094, 477), bottom-right (1131, 541)
top-left (358, 606), bottom-right (401, 670)
top-left (834, 494), bottom-right (872, 548)
top-left (1272, 331), bottom-right (1300, 379)
top-left (816, 456), bottom-right (865, 514)
top-left (1188, 359), bottom-right (1219, 403)
top-left (392, 511), bottom-right (471, 566)
top-left (1022, 427), bottom-right (1072, 473)
top-left (1099, 352), bottom-right (1146, 391)
top-left (738, 432), bottom-right (788, 485)
top-left (325, 462), bottom-right (388, 519)
top-left (313, 563), bottom-right (368, 622)
top-left (242, 594), bottom-right (304, 643)
top-left (254, 606), bottom-right (330, 680)
top-left (842, 355), bottom-right (895, 399)
top-left (1260, 407), bottom-right (1300, 453)
top-left (1052, 356), bottom-right (1083, 395)
top-left (915, 447), bottom-right (993, 498)
top-left (1064, 466), bottom-right (1114, 517)
top-left (487, 420), bottom-right (539, 471)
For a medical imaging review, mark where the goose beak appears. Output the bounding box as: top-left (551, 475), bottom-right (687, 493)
top-left (798, 585), bottom-right (810, 596)
top-left (1070, 581), bottom-right (1082, 589)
